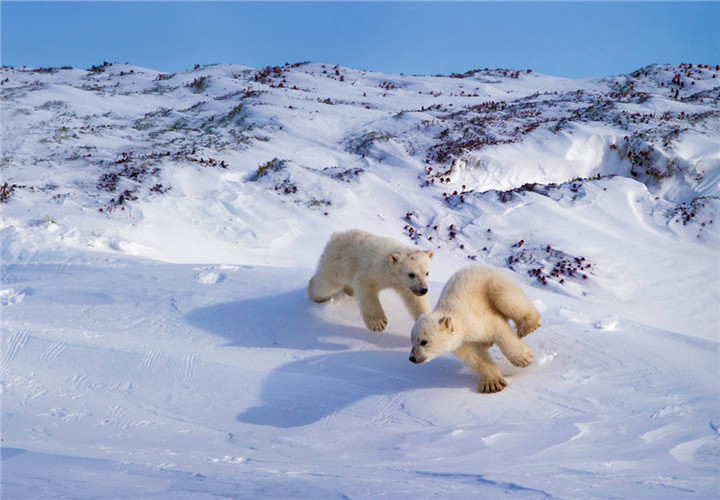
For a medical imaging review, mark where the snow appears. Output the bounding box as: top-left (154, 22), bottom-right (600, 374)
top-left (2, 62), bottom-right (719, 498)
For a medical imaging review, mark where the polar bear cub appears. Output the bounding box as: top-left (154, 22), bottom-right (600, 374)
top-left (409, 266), bottom-right (541, 393)
top-left (308, 230), bottom-right (434, 332)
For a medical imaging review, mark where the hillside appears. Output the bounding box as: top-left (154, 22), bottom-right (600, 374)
top-left (2, 62), bottom-right (719, 498)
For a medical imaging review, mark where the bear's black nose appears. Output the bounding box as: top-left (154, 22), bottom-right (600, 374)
top-left (409, 355), bottom-right (417, 363)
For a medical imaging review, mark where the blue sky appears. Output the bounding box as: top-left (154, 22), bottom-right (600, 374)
top-left (2, 1), bottom-right (718, 78)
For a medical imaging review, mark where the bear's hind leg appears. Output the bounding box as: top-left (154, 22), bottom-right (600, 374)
top-left (494, 320), bottom-right (534, 367)
top-left (488, 276), bottom-right (541, 337)
top-left (454, 344), bottom-right (507, 393)
top-left (516, 312), bottom-right (542, 338)
top-left (308, 275), bottom-right (343, 303)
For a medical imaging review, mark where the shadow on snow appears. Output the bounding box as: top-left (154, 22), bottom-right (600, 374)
top-left (186, 287), bottom-right (474, 428)
top-left (186, 287), bottom-right (414, 351)
top-left (236, 349), bottom-right (473, 428)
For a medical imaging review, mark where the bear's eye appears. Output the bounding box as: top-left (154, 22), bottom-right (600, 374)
top-left (408, 273), bottom-right (416, 279)
top-left (425, 272), bottom-right (429, 276)
top-left (420, 339), bottom-right (428, 346)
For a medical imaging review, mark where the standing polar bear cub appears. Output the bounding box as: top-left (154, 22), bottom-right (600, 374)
top-left (308, 230), bottom-right (434, 331)
top-left (410, 266), bottom-right (541, 393)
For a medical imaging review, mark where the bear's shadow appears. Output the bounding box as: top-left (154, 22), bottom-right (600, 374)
top-left (237, 349), bottom-right (474, 428)
top-left (186, 287), bottom-right (476, 428)
top-left (185, 288), bottom-right (410, 351)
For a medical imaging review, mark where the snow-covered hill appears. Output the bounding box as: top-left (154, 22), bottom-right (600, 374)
top-left (2, 62), bottom-right (719, 498)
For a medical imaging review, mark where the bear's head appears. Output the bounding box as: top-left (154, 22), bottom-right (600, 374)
top-left (409, 313), bottom-right (460, 364)
top-left (388, 250), bottom-right (434, 297)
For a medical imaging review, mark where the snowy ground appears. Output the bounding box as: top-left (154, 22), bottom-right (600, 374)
top-left (2, 62), bottom-right (719, 498)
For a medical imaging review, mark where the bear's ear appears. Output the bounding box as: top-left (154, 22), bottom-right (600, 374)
top-left (426, 250), bottom-right (434, 259)
top-left (439, 316), bottom-right (452, 330)
top-left (389, 253), bottom-right (401, 264)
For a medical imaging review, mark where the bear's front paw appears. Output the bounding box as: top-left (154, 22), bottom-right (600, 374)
top-left (363, 314), bottom-right (388, 332)
top-left (517, 314), bottom-right (541, 338)
top-left (478, 376), bottom-right (507, 393)
top-left (509, 344), bottom-right (534, 367)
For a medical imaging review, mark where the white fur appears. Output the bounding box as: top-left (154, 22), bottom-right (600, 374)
top-left (308, 230), bottom-right (434, 331)
top-left (409, 266), bottom-right (541, 393)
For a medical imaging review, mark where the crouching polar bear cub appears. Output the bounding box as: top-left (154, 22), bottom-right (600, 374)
top-left (308, 230), bottom-right (434, 332)
top-left (410, 266), bottom-right (541, 393)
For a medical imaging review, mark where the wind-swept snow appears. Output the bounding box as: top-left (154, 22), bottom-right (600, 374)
top-left (2, 62), bottom-right (719, 498)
